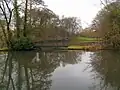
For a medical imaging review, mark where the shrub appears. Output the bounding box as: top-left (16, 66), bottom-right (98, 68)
top-left (11, 37), bottom-right (34, 51)
top-left (105, 34), bottom-right (120, 49)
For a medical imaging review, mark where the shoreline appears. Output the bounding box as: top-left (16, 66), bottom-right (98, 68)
top-left (0, 45), bottom-right (117, 52)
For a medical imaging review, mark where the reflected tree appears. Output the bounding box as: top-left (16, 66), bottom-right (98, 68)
top-left (90, 51), bottom-right (120, 90)
top-left (0, 51), bottom-right (81, 90)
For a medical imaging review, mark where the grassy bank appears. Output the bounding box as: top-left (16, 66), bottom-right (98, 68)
top-left (68, 36), bottom-right (102, 50)
top-left (0, 48), bottom-right (8, 51)
top-left (0, 45), bottom-right (105, 51)
top-left (68, 45), bottom-right (102, 51)
top-left (69, 36), bottom-right (101, 44)
top-left (0, 37), bottom-right (103, 51)
top-left (75, 36), bottom-right (98, 41)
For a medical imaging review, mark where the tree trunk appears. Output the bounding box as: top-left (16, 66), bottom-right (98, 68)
top-left (14, 0), bottom-right (20, 38)
top-left (29, 0), bottom-right (32, 26)
top-left (6, 24), bottom-right (12, 48)
top-left (23, 0), bottom-right (28, 37)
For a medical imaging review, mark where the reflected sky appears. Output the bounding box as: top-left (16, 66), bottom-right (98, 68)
top-left (51, 52), bottom-right (93, 90)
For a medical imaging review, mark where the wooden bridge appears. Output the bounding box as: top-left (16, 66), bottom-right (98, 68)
top-left (34, 39), bottom-right (70, 48)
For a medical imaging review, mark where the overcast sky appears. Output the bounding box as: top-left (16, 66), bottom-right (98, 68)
top-left (44, 0), bottom-right (102, 28)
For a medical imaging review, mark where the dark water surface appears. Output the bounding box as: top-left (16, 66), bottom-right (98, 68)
top-left (0, 50), bottom-right (120, 90)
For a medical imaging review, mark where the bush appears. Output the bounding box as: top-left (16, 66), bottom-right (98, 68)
top-left (11, 37), bottom-right (34, 51)
top-left (105, 34), bottom-right (120, 49)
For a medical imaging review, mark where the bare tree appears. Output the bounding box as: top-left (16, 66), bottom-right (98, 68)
top-left (0, 0), bottom-right (13, 48)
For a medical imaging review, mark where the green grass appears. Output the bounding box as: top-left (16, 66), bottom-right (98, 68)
top-left (70, 36), bottom-right (101, 44)
top-left (68, 45), bottom-right (102, 50)
top-left (69, 36), bottom-right (102, 50)
top-left (0, 48), bottom-right (8, 51)
top-left (76, 36), bottom-right (98, 41)
top-left (68, 45), bottom-right (89, 49)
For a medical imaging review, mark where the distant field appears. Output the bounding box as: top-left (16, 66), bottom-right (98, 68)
top-left (69, 36), bottom-right (101, 45)
top-left (68, 36), bottom-right (102, 50)
top-left (77, 37), bottom-right (98, 41)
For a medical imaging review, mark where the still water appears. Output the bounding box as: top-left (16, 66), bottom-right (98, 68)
top-left (0, 50), bottom-right (120, 90)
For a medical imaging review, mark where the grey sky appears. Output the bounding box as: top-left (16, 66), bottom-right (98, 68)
top-left (44, 0), bottom-right (102, 28)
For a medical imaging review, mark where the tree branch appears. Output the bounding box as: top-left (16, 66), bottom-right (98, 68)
top-left (3, 0), bottom-right (12, 25)
top-left (4, 0), bottom-right (12, 13)
top-left (0, 3), bottom-right (8, 24)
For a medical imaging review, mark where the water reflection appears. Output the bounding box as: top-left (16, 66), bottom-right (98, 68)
top-left (0, 51), bottom-right (81, 90)
top-left (90, 50), bottom-right (120, 90)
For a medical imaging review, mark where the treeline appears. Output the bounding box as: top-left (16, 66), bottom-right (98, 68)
top-left (0, 0), bottom-right (82, 50)
top-left (81, 0), bottom-right (120, 49)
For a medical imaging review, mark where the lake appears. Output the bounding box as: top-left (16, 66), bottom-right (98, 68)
top-left (0, 50), bottom-right (120, 90)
